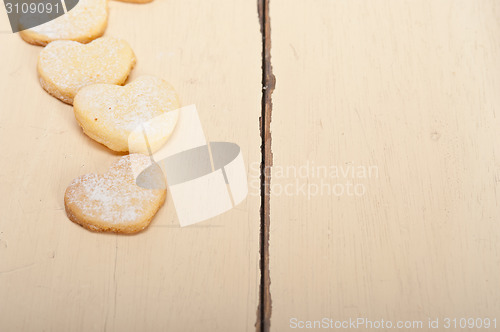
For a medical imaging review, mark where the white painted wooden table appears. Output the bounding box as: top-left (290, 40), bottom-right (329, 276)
top-left (1, 1), bottom-right (499, 331)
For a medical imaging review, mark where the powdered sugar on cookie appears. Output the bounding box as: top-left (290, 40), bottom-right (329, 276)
top-left (65, 154), bottom-right (166, 233)
top-left (38, 37), bottom-right (136, 104)
top-left (74, 76), bottom-right (180, 152)
top-left (19, 0), bottom-right (108, 46)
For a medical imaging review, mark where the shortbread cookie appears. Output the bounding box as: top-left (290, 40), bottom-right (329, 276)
top-left (64, 154), bottom-right (166, 233)
top-left (19, 0), bottom-right (108, 46)
top-left (73, 76), bottom-right (180, 152)
top-left (38, 37), bottom-right (136, 104)
top-left (114, 0), bottom-right (154, 3)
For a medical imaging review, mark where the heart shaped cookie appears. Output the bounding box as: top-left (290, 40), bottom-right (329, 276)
top-left (38, 36), bottom-right (136, 104)
top-left (114, 0), bottom-right (154, 3)
top-left (20, 0), bottom-right (108, 46)
top-left (64, 154), bottom-right (166, 233)
top-left (73, 76), bottom-right (180, 152)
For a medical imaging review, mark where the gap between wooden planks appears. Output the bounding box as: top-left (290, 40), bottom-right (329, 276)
top-left (257, 0), bottom-right (274, 331)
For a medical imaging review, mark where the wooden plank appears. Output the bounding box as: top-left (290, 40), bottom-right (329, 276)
top-left (269, 0), bottom-right (500, 330)
top-left (0, 1), bottom-right (262, 331)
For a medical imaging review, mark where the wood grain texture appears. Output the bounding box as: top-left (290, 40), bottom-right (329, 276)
top-left (269, 0), bottom-right (500, 331)
top-left (0, 1), bottom-right (261, 331)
